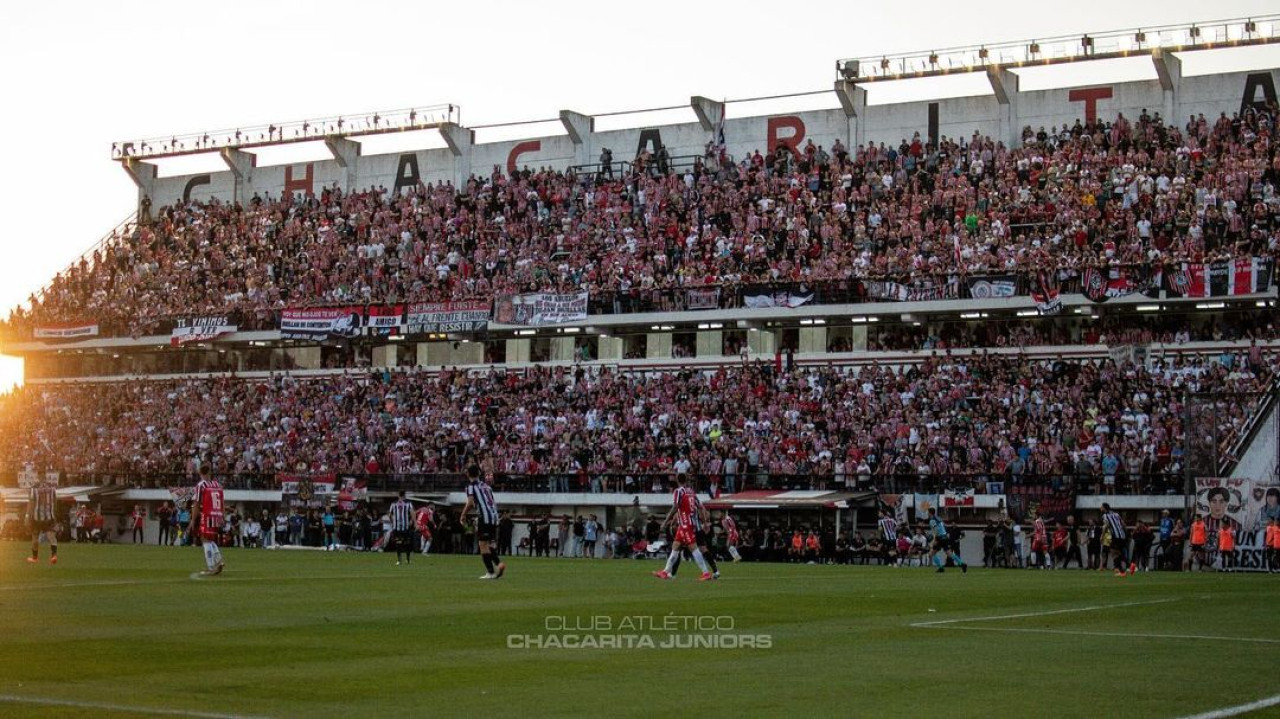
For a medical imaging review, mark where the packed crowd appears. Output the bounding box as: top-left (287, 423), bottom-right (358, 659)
top-left (7, 104), bottom-right (1280, 338)
top-left (1, 347), bottom-right (1274, 492)
top-left (865, 310), bottom-right (1280, 351)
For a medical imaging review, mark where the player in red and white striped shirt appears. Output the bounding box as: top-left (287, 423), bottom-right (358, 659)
top-left (652, 475), bottom-right (712, 581)
top-left (721, 512), bottom-right (742, 562)
top-left (190, 466), bottom-right (226, 576)
top-left (415, 502), bottom-right (437, 555)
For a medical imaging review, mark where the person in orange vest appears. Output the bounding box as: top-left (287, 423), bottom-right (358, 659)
top-left (1188, 514), bottom-right (1207, 571)
top-left (1217, 522), bottom-right (1236, 573)
top-left (805, 531), bottom-right (821, 564)
top-left (1268, 518), bottom-right (1280, 574)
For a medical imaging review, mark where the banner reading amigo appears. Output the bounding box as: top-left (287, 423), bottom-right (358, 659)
top-left (493, 292), bottom-right (588, 326)
top-left (407, 301), bottom-right (490, 334)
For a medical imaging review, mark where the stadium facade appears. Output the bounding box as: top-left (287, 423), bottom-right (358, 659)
top-left (1, 17), bottom-right (1278, 564)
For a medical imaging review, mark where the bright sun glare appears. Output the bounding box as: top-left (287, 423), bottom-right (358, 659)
top-left (0, 355), bottom-right (24, 393)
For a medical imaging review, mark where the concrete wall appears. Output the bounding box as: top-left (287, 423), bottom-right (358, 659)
top-left (137, 67), bottom-right (1280, 209)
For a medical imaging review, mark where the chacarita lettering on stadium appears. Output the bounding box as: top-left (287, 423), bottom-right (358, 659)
top-left (121, 41), bottom-right (1280, 210)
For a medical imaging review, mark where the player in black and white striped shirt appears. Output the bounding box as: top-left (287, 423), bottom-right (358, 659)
top-left (462, 465), bottom-right (505, 580)
top-left (388, 491), bottom-right (415, 566)
top-left (878, 509), bottom-right (900, 567)
top-left (26, 480), bottom-right (59, 565)
top-left (1101, 503), bottom-right (1131, 576)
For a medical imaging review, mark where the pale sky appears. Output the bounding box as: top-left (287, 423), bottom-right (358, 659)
top-left (0, 0), bottom-right (1277, 390)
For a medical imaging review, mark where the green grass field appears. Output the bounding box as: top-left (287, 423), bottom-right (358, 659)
top-left (1, 543), bottom-right (1279, 719)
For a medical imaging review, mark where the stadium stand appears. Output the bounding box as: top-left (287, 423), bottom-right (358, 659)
top-left (3, 106), bottom-right (1278, 341)
top-left (1, 350), bottom-right (1274, 496)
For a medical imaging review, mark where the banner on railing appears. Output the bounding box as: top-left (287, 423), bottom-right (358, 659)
top-left (493, 292), bottom-right (588, 326)
top-left (365, 305), bottom-right (406, 336)
top-left (912, 493), bottom-right (939, 520)
top-left (34, 323), bottom-right (98, 340)
top-left (1166, 258), bottom-right (1275, 298)
top-left (879, 494), bottom-right (909, 527)
top-left (279, 473), bottom-right (338, 508)
top-left (170, 316), bottom-right (237, 346)
top-left (1030, 271), bottom-right (1062, 316)
top-left (1193, 478), bottom-right (1280, 572)
top-left (943, 487), bottom-right (975, 507)
top-left (280, 307), bottom-right (364, 340)
top-left (406, 301), bottom-right (490, 334)
top-left (743, 291), bottom-right (814, 309)
top-left (686, 288), bottom-right (721, 311)
top-left (966, 275), bottom-right (1018, 299)
top-left (1081, 265), bottom-right (1160, 303)
top-left (1005, 485), bottom-right (1073, 523)
top-left (867, 280), bottom-right (955, 302)
top-left (337, 477), bottom-right (368, 511)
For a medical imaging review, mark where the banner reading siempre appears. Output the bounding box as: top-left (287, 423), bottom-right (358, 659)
top-left (1193, 478), bottom-right (1280, 572)
top-left (170, 316), bottom-right (237, 346)
top-left (493, 292), bottom-right (588, 326)
top-left (280, 307), bottom-right (363, 340)
top-left (34, 323), bottom-right (99, 340)
top-left (406, 301), bottom-right (490, 334)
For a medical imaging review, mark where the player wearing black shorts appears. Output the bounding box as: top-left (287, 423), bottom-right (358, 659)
top-left (26, 480), bottom-right (59, 565)
top-left (462, 466), bottom-right (505, 580)
top-left (388, 491), bottom-right (415, 566)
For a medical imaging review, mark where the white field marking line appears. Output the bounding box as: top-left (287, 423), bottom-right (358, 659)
top-left (0, 573), bottom-right (415, 591)
top-left (0, 693), bottom-right (271, 719)
top-left (908, 598), bottom-right (1177, 627)
top-left (1173, 693), bottom-right (1280, 719)
top-left (918, 625), bottom-right (1280, 645)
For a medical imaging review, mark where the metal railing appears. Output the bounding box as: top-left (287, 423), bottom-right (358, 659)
top-left (836, 14), bottom-right (1280, 82)
top-left (0, 471), bottom-right (1188, 497)
top-left (1219, 377), bottom-right (1280, 476)
top-left (113, 104), bottom-right (460, 161)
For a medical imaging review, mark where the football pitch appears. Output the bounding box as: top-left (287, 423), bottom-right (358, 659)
top-left (1, 544), bottom-right (1279, 719)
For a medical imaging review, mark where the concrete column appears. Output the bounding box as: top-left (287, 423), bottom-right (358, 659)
top-left (324, 137), bottom-right (361, 192)
top-left (646, 333), bottom-right (673, 359)
top-left (834, 80), bottom-right (867, 149)
top-left (285, 346), bottom-right (320, 370)
top-left (453, 341), bottom-right (483, 366)
top-left (799, 327), bottom-right (827, 353)
top-left (1152, 49), bottom-right (1182, 126)
top-left (850, 325), bottom-right (868, 351)
top-left (598, 336), bottom-right (623, 361)
top-left (439, 122), bottom-right (475, 187)
top-left (560, 110), bottom-right (594, 168)
top-left (747, 329), bottom-right (775, 355)
top-left (219, 148), bottom-right (256, 204)
top-left (120, 160), bottom-right (157, 218)
top-left (550, 337), bottom-right (575, 362)
top-left (691, 96), bottom-right (726, 132)
top-left (505, 339), bottom-right (531, 364)
top-left (420, 342), bottom-right (453, 367)
top-left (987, 68), bottom-right (1020, 148)
top-left (696, 330), bottom-right (723, 357)
top-left (371, 345), bottom-right (396, 368)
